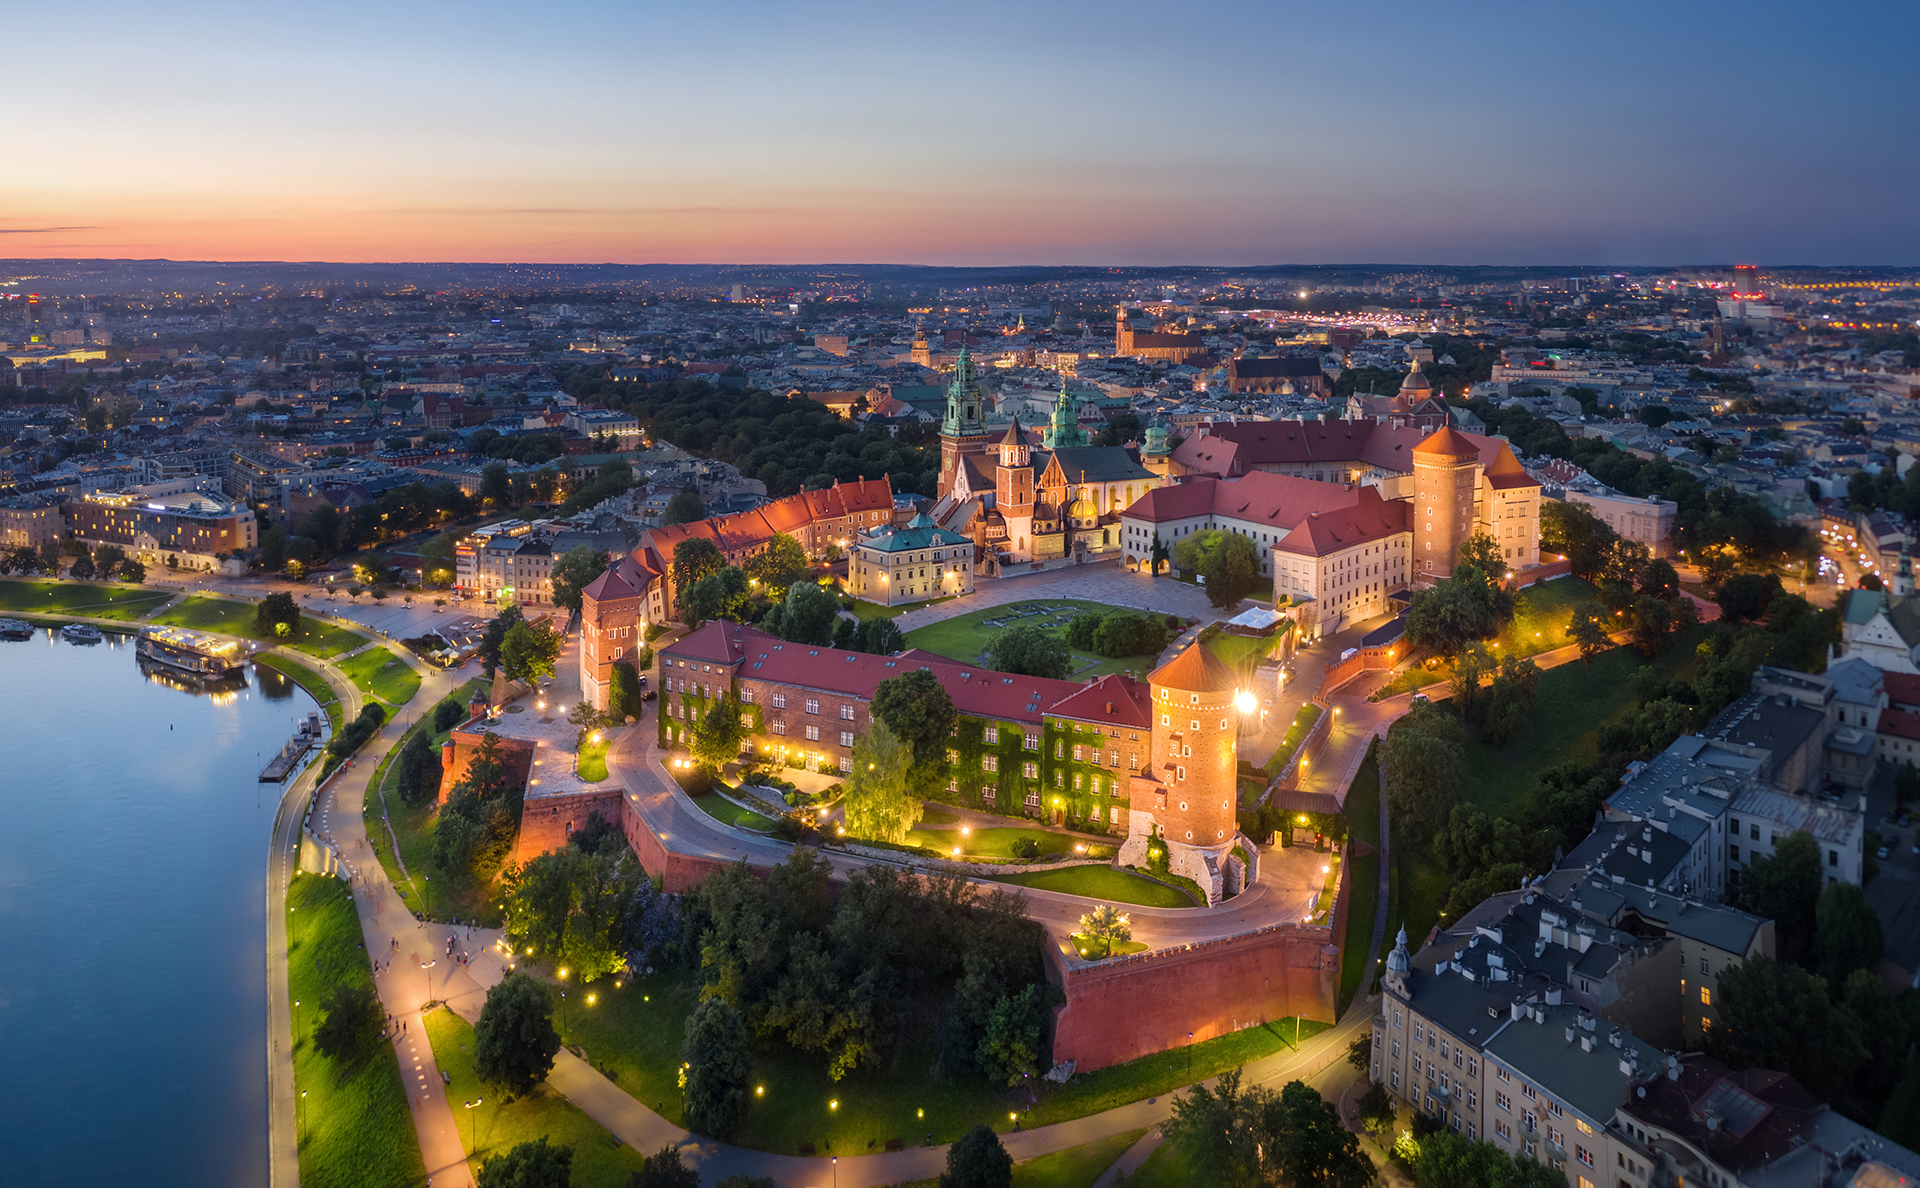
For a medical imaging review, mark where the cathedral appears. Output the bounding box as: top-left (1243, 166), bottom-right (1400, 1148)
top-left (932, 353), bottom-right (1161, 569)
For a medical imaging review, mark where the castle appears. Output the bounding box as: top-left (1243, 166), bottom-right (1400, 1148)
top-left (656, 623), bottom-right (1252, 902)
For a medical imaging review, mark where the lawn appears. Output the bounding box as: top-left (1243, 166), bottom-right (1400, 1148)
top-left (334, 646), bottom-right (423, 708)
top-left (1458, 624), bottom-right (1708, 820)
top-left (423, 1008), bottom-right (649, 1188)
top-left (1205, 629), bottom-right (1282, 677)
top-left (689, 791), bottom-right (777, 832)
top-left (903, 599), bottom-right (1166, 677)
top-left (990, 864), bottom-right (1194, 908)
top-left (905, 824), bottom-right (1106, 863)
top-left (363, 679), bottom-right (502, 927)
top-left (286, 872), bottom-right (427, 1188)
top-left (1366, 577), bottom-right (1605, 703)
top-left (151, 594), bottom-right (369, 658)
top-left (255, 653), bottom-right (343, 725)
top-left (892, 1129), bottom-right (1149, 1188)
top-left (1259, 703), bottom-right (1325, 782)
top-left (577, 736), bottom-right (610, 783)
top-left (560, 965), bottom-right (1327, 1156)
top-left (0, 579), bottom-right (172, 620)
top-left (1338, 740), bottom-right (1382, 1014)
top-left (1125, 1137), bottom-right (1196, 1188)
top-left (1068, 934), bottom-right (1152, 959)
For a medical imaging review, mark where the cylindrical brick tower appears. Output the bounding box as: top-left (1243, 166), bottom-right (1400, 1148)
top-left (1143, 641), bottom-right (1240, 900)
top-left (1413, 426), bottom-right (1480, 579)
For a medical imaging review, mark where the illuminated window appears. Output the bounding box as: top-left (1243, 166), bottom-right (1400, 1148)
top-left (1700, 986), bottom-right (1711, 1006)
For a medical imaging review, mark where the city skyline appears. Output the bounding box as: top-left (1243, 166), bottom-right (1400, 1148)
top-left (5, 0), bottom-right (1917, 266)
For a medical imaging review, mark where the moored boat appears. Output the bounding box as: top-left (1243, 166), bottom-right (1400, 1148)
top-left (0, 618), bottom-right (32, 640)
top-left (60, 623), bottom-right (104, 644)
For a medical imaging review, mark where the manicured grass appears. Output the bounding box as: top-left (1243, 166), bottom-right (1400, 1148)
top-left (920, 807), bottom-right (961, 825)
top-left (690, 791), bottom-right (777, 832)
top-left (576, 736), bottom-right (610, 783)
top-left (1012, 1127), bottom-right (1146, 1188)
top-left (1068, 934), bottom-right (1151, 959)
top-left (1338, 741), bottom-right (1382, 1014)
top-left (1259, 703), bottom-right (1325, 781)
top-left (1125, 1137), bottom-right (1196, 1188)
top-left (906, 825), bottom-right (1081, 861)
top-left (0, 579), bottom-right (172, 620)
top-left (423, 1007), bottom-right (648, 1188)
top-left (255, 653), bottom-right (343, 725)
top-left (1205, 629), bottom-right (1281, 676)
top-left (991, 864), bottom-right (1194, 908)
top-left (286, 873), bottom-right (427, 1188)
top-left (151, 594), bottom-right (369, 658)
top-left (1458, 623), bottom-right (1708, 820)
top-left (561, 964), bottom-right (1327, 1156)
top-left (334, 646), bottom-right (423, 707)
top-left (904, 599), bottom-right (1151, 668)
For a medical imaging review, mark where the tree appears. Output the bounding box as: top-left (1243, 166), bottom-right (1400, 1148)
top-left (609, 663), bottom-right (644, 723)
top-left (1092, 612), bottom-right (1170, 658)
top-left (762, 579), bottom-right (839, 645)
top-left (871, 668), bottom-right (957, 793)
top-left (477, 1137), bottom-right (573, 1188)
top-left (1162, 1069), bottom-right (1263, 1188)
top-left (1347, 1034), bottom-right (1372, 1070)
top-left (856, 617), bottom-right (904, 655)
top-left (744, 532), bottom-right (808, 600)
top-left (481, 460), bottom-right (513, 508)
top-left (435, 696), bottom-right (469, 732)
top-left (661, 491), bottom-right (706, 526)
top-left (472, 972), bottom-right (561, 1097)
top-left (1630, 593), bottom-right (1676, 656)
top-left (1447, 643), bottom-right (1493, 716)
top-left (988, 622), bottom-right (1071, 679)
top-left (842, 720), bottom-right (922, 843)
top-left (1382, 704), bottom-right (1468, 834)
top-left (1202, 530), bottom-right (1262, 609)
top-left (1569, 604), bottom-right (1612, 667)
top-left (69, 553), bottom-right (96, 580)
top-left (1639, 558), bottom-right (1681, 600)
top-left (1149, 532), bottom-right (1169, 576)
top-left (1816, 880), bottom-right (1884, 989)
top-left (313, 980), bottom-right (383, 1064)
top-left (550, 546), bottom-right (610, 613)
top-left (256, 591), bottom-right (301, 639)
top-left (1540, 500), bottom-right (1616, 579)
top-left (940, 1124), bottom-right (1013, 1188)
top-left (1738, 830), bottom-right (1822, 965)
top-left (977, 982), bottom-right (1051, 1086)
top-left (1717, 572), bottom-right (1784, 624)
top-left (1065, 612), bottom-right (1105, 650)
top-left (629, 1146), bottom-right (701, 1188)
top-left (119, 559), bottom-right (146, 583)
top-left (396, 727), bottom-right (444, 807)
top-left (1268, 1079), bottom-right (1374, 1188)
top-left (680, 566), bottom-right (750, 628)
top-left (671, 538), bottom-right (725, 612)
top-left (1076, 904), bottom-right (1131, 958)
top-left (1704, 955), bottom-right (1864, 1104)
top-left (479, 604), bottom-right (525, 677)
top-left (500, 618), bottom-right (563, 684)
top-left (681, 996), bottom-right (752, 1139)
top-left (690, 698), bottom-right (747, 774)
top-left (501, 846), bottom-right (644, 984)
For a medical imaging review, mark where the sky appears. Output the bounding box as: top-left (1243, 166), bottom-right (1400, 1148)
top-left (4, 0), bottom-right (1917, 266)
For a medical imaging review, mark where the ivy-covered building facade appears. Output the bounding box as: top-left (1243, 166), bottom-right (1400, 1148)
top-left (655, 621), bottom-right (1254, 902)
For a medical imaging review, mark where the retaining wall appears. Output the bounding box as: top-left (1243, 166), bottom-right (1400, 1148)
top-left (515, 788), bottom-right (626, 863)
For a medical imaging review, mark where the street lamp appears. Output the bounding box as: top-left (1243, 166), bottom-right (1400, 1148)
top-left (422, 959), bottom-right (436, 1000)
top-left (463, 1098), bottom-right (483, 1152)
top-left (299, 1089), bottom-right (307, 1146)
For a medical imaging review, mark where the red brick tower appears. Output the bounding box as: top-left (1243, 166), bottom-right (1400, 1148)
top-left (1412, 426), bottom-right (1479, 580)
top-left (1121, 641), bottom-right (1243, 903)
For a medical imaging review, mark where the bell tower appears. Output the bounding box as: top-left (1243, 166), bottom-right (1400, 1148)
top-left (937, 347), bottom-right (993, 498)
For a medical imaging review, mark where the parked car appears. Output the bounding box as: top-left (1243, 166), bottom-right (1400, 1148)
top-left (1878, 844), bottom-right (1892, 860)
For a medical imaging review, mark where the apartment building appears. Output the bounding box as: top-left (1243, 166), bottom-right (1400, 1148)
top-left (63, 484), bottom-right (257, 569)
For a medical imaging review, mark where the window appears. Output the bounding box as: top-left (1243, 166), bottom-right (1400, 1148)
top-left (1392, 1041), bottom-right (1401, 1058)
top-left (1496, 1066), bottom-right (1510, 1082)
top-left (983, 755), bottom-right (998, 773)
top-left (1467, 1056), bottom-right (1477, 1077)
top-left (982, 784), bottom-right (996, 802)
top-left (1830, 849), bottom-right (1839, 867)
top-left (804, 725), bottom-right (820, 741)
top-left (1391, 1070), bottom-right (1400, 1090)
top-left (1023, 762), bottom-right (1038, 780)
top-left (739, 712), bottom-right (753, 727)
top-left (1495, 1119), bottom-right (1511, 1141)
top-left (1497, 1091), bottom-right (1511, 1112)
top-left (947, 749), bottom-right (960, 765)
top-left (1751, 823), bottom-right (1760, 840)
top-left (740, 688), bottom-right (755, 704)
top-left (984, 726), bottom-right (998, 744)
top-left (1466, 1091), bottom-right (1477, 1110)
top-left (805, 698), bottom-right (820, 715)
top-left (1025, 733), bottom-right (1039, 750)
top-left (1522, 1084), bottom-right (1536, 1101)
top-left (771, 721), bottom-right (786, 735)
top-left (1072, 745), bottom-right (1083, 762)
top-left (1549, 1101), bottom-right (1562, 1118)
top-left (1055, 740), bottom-right (1064, 759)
top-left (1414, 1023), bottom-right (1424, 1043)
top-left (1413, 1054), bottom-right (1422, 1075)
top-left (1702, 1017), bottom-right (1713, 1035)
top-left (1700, 985), bottom-right (1711, 1006)
top-left (772, 692), bottom-right (787, 709)
top-left (1576, 1119), bottom-right (1592, 1137)
top-left (840, 704), bottom-right (855, 720)
top-left (1549, 1127), bottom-right (1564, 1148)
top-left (840, 731), bottom-right (854, 747)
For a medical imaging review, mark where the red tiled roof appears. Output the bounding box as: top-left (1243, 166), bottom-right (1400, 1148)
top-left (1172, 419), bottom-right (1429, 477)
top-left (1149, 641), bottom-right (1239, 694)
top-left (1121, 471), bottom-right (1362, 526)
top-left (1273, 488), bottom-right (1411, 557)
top-left (1044, 672), bottom-right (1154, 729)
top-left (1883, 671), bottom-right (1920, 710)
top-left (1414, 426), bottom-right (1480, 458)
top-left (1880, 707), bottom-right (1920, 741)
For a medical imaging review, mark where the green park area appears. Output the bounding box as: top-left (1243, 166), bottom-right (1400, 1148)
top-left (1204, 626), bottom-right (1285, 677)
top-left (561, 962), bottom-right (1326, 1157)
top-left (905, 822), bottom-right (1109, 862)
top-left (688, 790), bottom-right (778, 832)
top-left (1258, 703), bottom-right (1325, 784)
top-left (1338, 741), bottom-right (1382, 1013)
top-left (364, 678), bottom-right (501, 925)
top-left (333, 645), bottom-right (422, 708)
top-left (424, 1008), bottom-right (649, 1188)
top-left (286, 873), bottom-right (426, 1188)
top-left (1371, 576), bottom-right (1602, 700)
top-left (892, 1128), bottom-right (1149, 1188)
top-left (903, 599), bottom-right (1170, 680)
top-left (151, 594), bottom-right (368, 658)
top-left (0, 579), bottom-right (172, 620)
top-left (991, 864), bottom-right (1192, 908)
top-left (576, 735), bottom-right (610, 782)
top-left (255, 653), bottom-right (343, 726)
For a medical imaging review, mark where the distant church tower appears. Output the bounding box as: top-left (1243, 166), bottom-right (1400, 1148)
top-left (1413, 426), bottom-right (1479, 579)
top-left (1042, 376), bottom-right (1088, 450)
top-left (911, 322), bottom-right (934, 369)
top-left (937, 347), bottom-right (993, 498)
top-left (1141, 415), bottom-right (1173, 480)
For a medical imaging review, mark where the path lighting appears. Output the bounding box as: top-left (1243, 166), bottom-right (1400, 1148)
top-left (961, 826), bottom-right (970, 836)
top-left (757, 1085), bottom-right (765, 1096)
top-left (587, 994), bottom-right (596, 1007)
top-left (1234, 690), bottom-right (1256, 713)
top-left (830, 1099), bottom-right (839, 1111)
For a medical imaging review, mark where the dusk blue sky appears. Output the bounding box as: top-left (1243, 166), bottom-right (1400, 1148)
top-left (5, 0), bottom-right (1915, 264)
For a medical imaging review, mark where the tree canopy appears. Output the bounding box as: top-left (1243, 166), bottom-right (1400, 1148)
top-left (988, 622), bottom-right (1071, 679)
top-left (473, 972), bottom-right (562, 1097)
top-left (871, 668), bottom-right (957, 794)
top-left (550, 546), bottom-right (610, 613)
top-left (841, 720), bottom-right (922, 844)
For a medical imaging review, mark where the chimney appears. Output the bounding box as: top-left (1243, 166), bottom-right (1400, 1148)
top-left (1511, 1000), bottom-right (1526, 1022)
top-left (1565, 1025), bottom-right (1577, 1043)
top-left (1620, 1057), bottom-right (1636, 1076)
top-left (1581, 1034), bottom-right (1594, 1053)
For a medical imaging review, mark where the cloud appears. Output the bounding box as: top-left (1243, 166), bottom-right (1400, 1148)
top-left (0, 226), bottom-right (95, 234)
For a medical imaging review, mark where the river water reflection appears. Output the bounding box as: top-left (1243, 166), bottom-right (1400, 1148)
top-left (0, 627), bottom-right (317, 1186)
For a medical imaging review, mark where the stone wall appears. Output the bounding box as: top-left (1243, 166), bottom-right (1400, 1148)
top-left (436, 728), bottom-right (537, 805)
top-left (514, 789), bottom-right (626, 864)
top-left (1047, 922), bottom-right (1339, 1073)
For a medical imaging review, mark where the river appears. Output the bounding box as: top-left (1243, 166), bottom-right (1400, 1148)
top-left (0, 627), bottom-right (317, 1186)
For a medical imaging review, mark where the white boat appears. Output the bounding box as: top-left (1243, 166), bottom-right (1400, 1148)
top-left (0, 618), bottom-right (32, 641)
top-left (60, 623), bottom-right (104, 644)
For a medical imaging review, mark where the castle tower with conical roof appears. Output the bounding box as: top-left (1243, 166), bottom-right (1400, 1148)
top-left (1412, 425), bottom-right (1480, 579)
top-left (1117, 640), bottom-right (1245, 903)
top-left (1042, 376), bottom-right (1089, 450)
